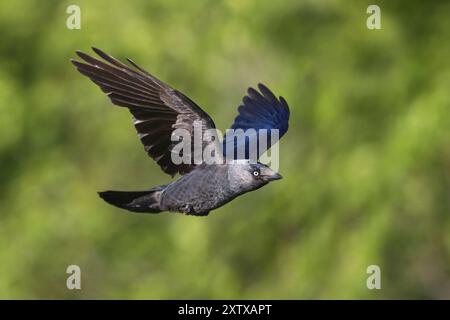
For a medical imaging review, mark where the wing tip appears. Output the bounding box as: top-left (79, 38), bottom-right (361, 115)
top-left (279, 96), bottom-right (290, 113)
top-left (75, 50), bottom-right (84, 58)
top-left (92, 46), bottom-right (109, 59)
top-left (257, 82), bottom-right (269, 92)
top-left (75, 50), bottom-right (95, 64)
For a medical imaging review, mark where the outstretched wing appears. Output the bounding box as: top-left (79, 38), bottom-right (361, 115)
top-left (71, 48), bottom-right (220, 176)
top-left (223, 83), bottom-right (290, 160)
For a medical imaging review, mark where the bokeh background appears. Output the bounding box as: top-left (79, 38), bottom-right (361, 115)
top-left (0, 0), bottom-right (449, 299)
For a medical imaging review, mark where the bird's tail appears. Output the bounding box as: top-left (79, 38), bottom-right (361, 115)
top-left (98, 185), bottom-right (166, 213)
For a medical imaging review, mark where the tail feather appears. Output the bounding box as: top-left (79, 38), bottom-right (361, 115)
top-left (98, 186), bottom-right (165, 213)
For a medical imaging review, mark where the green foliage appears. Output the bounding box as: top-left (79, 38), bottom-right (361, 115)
top-left (0, 0), bottom-right (449, 299)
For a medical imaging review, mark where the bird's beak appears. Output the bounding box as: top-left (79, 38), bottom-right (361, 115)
top-left (267, 172), bottom-right (283, 181)
top-left (260, 167), bottom-right (283, 181)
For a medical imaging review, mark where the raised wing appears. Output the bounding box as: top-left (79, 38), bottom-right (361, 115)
top-left (71, 48), bottom-right (220, 176)
top-left (223, 83), bottom-right (290, 160)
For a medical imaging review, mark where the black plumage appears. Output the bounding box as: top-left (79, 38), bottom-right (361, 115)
top-left (72, 48), bottom-right (289, 216)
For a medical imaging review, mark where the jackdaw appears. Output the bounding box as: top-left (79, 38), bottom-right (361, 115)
top-left (71, 48), bottom-right (290, 216)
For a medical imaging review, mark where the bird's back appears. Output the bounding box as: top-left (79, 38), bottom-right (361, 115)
top-left (160, 164), bottom-right (235, 215)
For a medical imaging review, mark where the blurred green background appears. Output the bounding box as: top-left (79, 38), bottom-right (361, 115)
top-left (0, 0), bottom-right (449, 299)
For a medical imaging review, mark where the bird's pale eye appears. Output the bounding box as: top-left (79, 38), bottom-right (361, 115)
top-left (252, 170), bottom-right (260, 177)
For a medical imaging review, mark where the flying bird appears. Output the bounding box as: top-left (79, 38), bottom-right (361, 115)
top-left (71, 48), bottom-right (290, 216)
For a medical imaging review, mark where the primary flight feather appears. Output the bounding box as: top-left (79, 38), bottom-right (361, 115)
top-left (71, 48), bottom-right (290, 216)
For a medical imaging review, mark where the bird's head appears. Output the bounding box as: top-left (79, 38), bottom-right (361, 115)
top-left (227, 160), bottom-right (282, 192)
